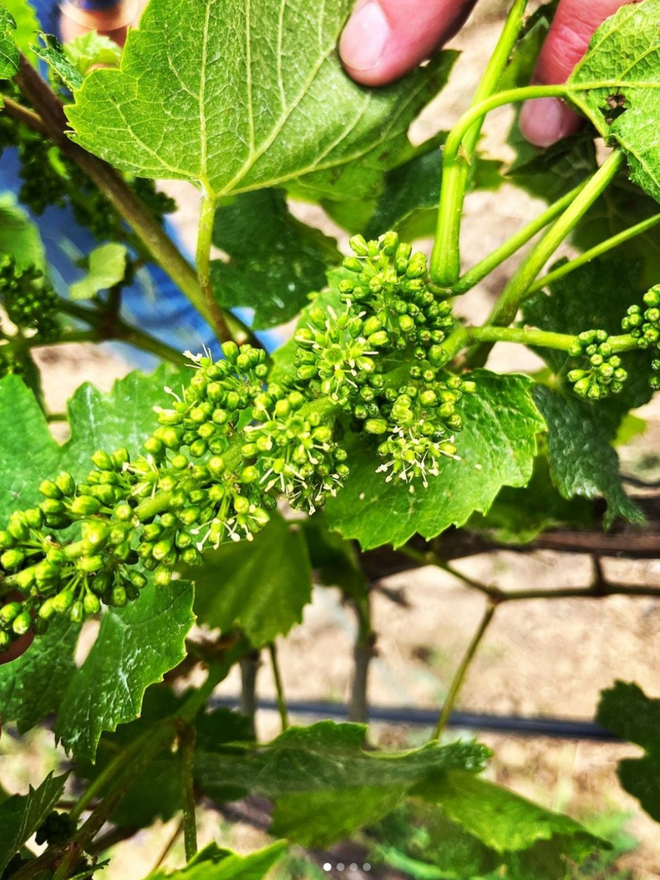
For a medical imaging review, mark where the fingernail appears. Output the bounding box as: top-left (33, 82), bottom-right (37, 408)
top-left (519, 97), bottom-right (578, 148)
top-left (340, 1), bottom-right (390, 72)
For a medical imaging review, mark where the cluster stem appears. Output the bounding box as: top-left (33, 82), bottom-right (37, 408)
top-left (487, 150), bottom-right (626, 329)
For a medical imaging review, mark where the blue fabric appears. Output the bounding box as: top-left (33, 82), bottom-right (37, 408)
top-left (2, 0), bottom-right (279, 367)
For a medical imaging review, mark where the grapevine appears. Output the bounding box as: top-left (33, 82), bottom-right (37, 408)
top-left (3, 0), bottom-right (660, 877)
top-left (0, 233), bottom-right (479, 648)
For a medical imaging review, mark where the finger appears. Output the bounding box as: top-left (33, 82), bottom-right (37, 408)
top-left (520, 0), bottom-right (637, 148)
top-left (340, 0), bottom-right (478, 87)
top-left (59, 0), bottom-right (143, 46)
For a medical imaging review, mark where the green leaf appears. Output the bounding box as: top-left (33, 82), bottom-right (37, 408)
top-left (0, 615), bottom-right (78, 732)
top-left (77, 699), bottom-right (250, 829)
top-left (0, 2), bottom-right (18, 78)
top-left (370, 804), bottom-right (498, 880)
top-left (63, 362), bottom-right (189, 475)
top-left (508, 133), bottom-right (597, 204)
top-left (467, 456), bottom-right (593, 544)
top-left (33, 33), bottom-right (84, 91)
top-left (565, 0), bottom-right (660, 204)
top-left (275, 786), bottom-right (405, 848)
top-left (55, 578), bottom-right (195, 761)
top-left (326, 371), bottom-right (545, 550)
top-left (196, 720), bottom-right (491, 847)
top-left (74, 686), bottom-right (185, 829)
top-left (1, 0), bottom-right (39, 61)
top-left (523, 257), bottom-right (652, 524)
top-left (66, 0), bottom-right (454, 201)
top-left (0, 773), bottom-right (68, 874)
top-left (187, 513), bottom-right (312, 648)
top-left (0, 366), bottom-right (193, 750)
top-left (364, 141), bottom-right (502, 242)
top-left (573, 179), bottom-right (660, 290)
top-left (144, 843), bottom-right (287, 880)
top-left (597, 681), bottom-right (660, 823)
top-left (69, 243), bottom-right (128, 301)
top-left (63, 30), bottom-right (121, 77)
top-left (364, 148), bottom-right (443, 241)
top-left (211, 190), bottom-right (339, 329)
top-left (0, 375), bottom-right (62, 519)
top-left (533, 386), bottom-right (642, 527)
top-left (416, 772), bottom-right (604, 861)
top-left (299, 515), bottom-right (367, 601)
top-left (498, 1), bottom-right (557, 92)
top-left (0, 365), bottom-right (187, 520)
top-left (0, 193), bottom-right (46, 270)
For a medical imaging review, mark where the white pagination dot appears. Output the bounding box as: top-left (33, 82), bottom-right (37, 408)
top-left (350, 866), bottom-right (358, 872)
top-left (363, 865), bottom-right (371, 872)
top-left (337, 865), bottom-right (345, 872)
top-left (323, 865), bottom-right (332, 873)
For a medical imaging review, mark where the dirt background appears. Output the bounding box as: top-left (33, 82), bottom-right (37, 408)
top-left (3, 0), bottom-right (660, 876)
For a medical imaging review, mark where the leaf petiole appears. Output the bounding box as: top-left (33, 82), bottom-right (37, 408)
top-left (486, 149), bottom-right (626, 330)
top-left (452, 183), bottom-right (587, 295)
top-left (526, 210), bottom-right (660, 296)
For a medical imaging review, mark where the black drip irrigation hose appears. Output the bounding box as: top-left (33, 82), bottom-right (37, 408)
top-left (209, 697), bottom-right (623, 743)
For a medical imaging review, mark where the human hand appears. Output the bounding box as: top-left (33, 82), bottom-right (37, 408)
top-left (59, 0), bottom-right (147, 47)
top-left (339, 0), bottom-right (638, 147)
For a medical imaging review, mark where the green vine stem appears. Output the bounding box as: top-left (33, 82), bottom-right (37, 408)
top-left (68, 728), bottom-right (154, 823)
top-left (6, 301), bottom-right (187, 366)
top-left (197, 192), bottom-right (232, 344)
top-left (348, 592), bottom-right (375, 724)
top-left (269, 642), bottom-right (289, 733)
top-left (433, 321), bottom-right (638, 370)
top-left (468, 325), bottom-right (637, 353)
top-left (526, 210), bottom-right (660, 296)
top-left (487, 150), bottom-right (626, 328)
top-left (240, 649), bottom-right (261, 739)
top-left (14, 662), bottom-right (232, 880)
top-left (451, 183), bottom-right (587, 295)
top-left (431, 601), bottom-right (497, 740)
top-left (2, 330), bottom-right (99, 356)
top-left (432, 0), bottom-right (531, 286)
top-left (181, 724), bottom-right (198, 861)
top-left (432, 84), bottom-right (569, 286)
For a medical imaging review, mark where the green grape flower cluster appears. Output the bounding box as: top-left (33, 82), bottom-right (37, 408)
top-left (622, 287), bottom-right (660, 390)
top-left (0, 232), bottom-right (478, 647)
top-left (567, 330), bottom-right (628, 400)
top-left (0, 342), bottom-right (344, 646)
top-left (295, 233), bottom-right (474, 487)
top-left (0, 255), bottom-right (61, 341)
top-left (0, 118), bottom-right (175, 240)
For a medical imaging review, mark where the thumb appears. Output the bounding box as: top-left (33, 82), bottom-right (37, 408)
top-left (340, 0), bottom-right (478, 87)
top-left (520, 0), bottom-right (638, 147)
top-left (59, 0), bottom-right (142, 46)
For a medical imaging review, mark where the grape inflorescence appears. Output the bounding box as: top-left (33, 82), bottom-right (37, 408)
top-left (0, 255), bottom-right (61, 342)
top-left (0, 232), bottom-right (480, 647)
top-left (567, 330), bottom-right (628, 400)
top-left (622, 286), bottom-right (660, 390)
